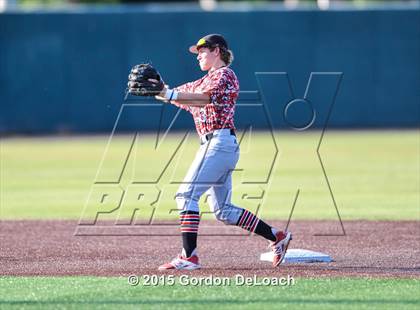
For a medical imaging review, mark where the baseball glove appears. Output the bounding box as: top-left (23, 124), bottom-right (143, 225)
top-left (127, 63), bottom-right (164, 96)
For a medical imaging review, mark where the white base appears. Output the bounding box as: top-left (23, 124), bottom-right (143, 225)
top-left (260, 249), bottom-right (332, 264)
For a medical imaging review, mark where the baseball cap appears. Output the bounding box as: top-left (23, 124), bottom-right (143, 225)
top-left (189, 34), bottom-right (228, 54)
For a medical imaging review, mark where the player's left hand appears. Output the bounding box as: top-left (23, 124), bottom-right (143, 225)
top-left (127, 64), bottom-right (164, 96)
top-left (145, 79), bottom-right (171, 102)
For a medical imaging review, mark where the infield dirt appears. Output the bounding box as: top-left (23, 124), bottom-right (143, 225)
top-left (1, 220), bottom-right (419, 278)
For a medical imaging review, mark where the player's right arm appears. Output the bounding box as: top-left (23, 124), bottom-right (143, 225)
top-left (154, 81), bottom-right (209, 111)
top-left (166, 91), bottom-right (209, 107)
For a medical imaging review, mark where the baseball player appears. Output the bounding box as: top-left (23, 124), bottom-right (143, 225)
top-left (128, 34), bottom-right (292, 271)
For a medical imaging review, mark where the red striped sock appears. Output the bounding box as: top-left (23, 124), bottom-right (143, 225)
top-left (180, 211), bottom-right (200, 257)
top-left (180, 212), bottom-right (200, 234)
top-left (236, 209), bottom-right (260, 233)
top-left (236, 209), bottom-right (276, 241)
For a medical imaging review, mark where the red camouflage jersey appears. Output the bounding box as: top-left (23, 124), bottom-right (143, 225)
top-left (173, 66), bottom-right (239, 136)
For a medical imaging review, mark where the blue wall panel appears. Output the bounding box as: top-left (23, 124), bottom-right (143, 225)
top-left (0, 8), bottom-right (419, 133)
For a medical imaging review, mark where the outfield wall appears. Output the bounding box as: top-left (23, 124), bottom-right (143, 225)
top-left (0, 7), bottom-right (419, 133)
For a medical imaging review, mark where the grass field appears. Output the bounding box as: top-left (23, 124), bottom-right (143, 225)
top-left (1, 130), bottom-right (418, 220)
top-left (1, 130), bottom-right (419, 309)
top-left (0, 277), bottom-right (419, 309)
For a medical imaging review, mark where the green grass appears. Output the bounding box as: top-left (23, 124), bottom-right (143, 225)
top-left (1, 130), bottom-right (419, 220)
top-left (0, 277), bottom-right (419, 309)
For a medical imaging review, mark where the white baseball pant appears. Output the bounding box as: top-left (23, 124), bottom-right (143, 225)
top-left (175, 128), bottom-right (244, 225)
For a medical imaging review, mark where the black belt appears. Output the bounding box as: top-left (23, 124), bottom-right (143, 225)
top-left (200, 129), bottom-right (236, 145)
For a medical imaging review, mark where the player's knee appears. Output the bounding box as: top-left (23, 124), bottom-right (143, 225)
top-left (214, 205), bottom-right (242, 225)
